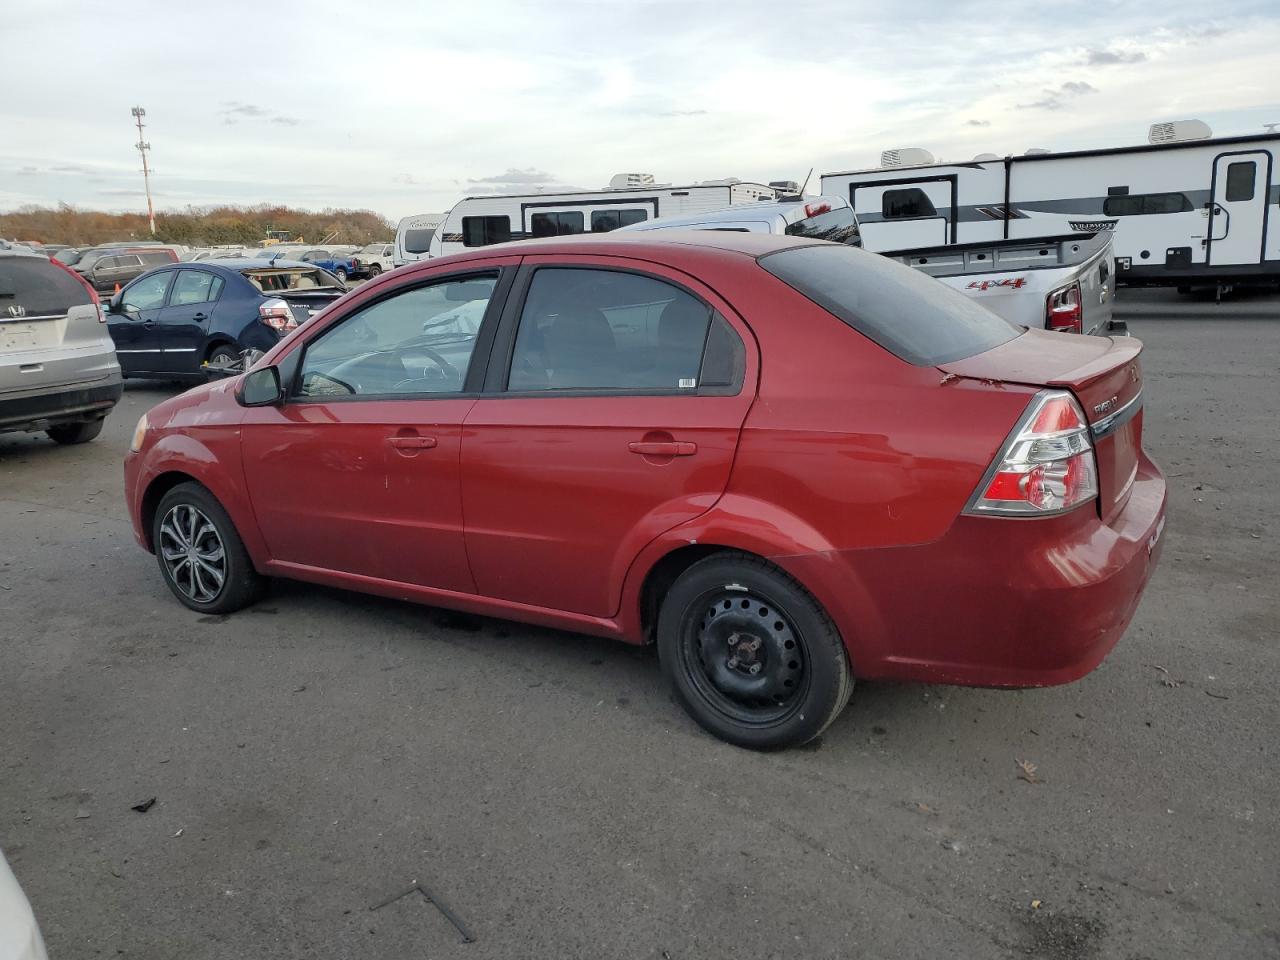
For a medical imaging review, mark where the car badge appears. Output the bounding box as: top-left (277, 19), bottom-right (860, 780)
top-left (6, 305), bottom-right (26, 318)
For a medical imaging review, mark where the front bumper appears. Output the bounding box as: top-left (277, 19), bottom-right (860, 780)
top-left (779, 453), bottom-right (1168, 688)
top-left (0, 379), bottom-right (123, 432)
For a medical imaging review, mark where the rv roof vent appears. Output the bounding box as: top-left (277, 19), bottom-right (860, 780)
top-left (1024, 148), bottom-right (1050, 156)
top-left (880, 147), bottom-right (935, 167)
top-left (1148, 119), bottom-right (1212, 144)
top-left (973, 153), bottom-right (1001, 161)
top-left (608, 173), bottom-right (657, 189)
top-left (696, 177), bottom-right (743, 186)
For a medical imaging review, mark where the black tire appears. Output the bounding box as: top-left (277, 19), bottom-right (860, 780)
top-left (207, 344), bottom-right (239, 368)
top-left (334, 267), bottom-right (347, 282)
top-left (152, 482), bottom-right (265, 614)
top-left (368, 264), bottom-right (382, 277)
top-left (657, 552), bottom-right (853, 749)
top-left (46, 418), bottom-right (104, 445)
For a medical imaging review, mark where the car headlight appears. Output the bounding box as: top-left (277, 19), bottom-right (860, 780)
top-left (129, 413), bottom-right (149, 453)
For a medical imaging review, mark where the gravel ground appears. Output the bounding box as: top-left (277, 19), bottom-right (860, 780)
top-left (1, 300), bottom-right (1277, 960)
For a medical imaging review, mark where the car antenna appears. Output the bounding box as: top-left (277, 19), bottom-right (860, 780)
top-left (798, 167), bottom-right (814, 197)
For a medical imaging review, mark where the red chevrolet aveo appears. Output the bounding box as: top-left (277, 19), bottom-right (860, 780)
top-left (125, 232), bottom-right (1166, 748)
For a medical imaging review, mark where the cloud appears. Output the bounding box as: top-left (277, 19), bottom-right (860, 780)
top-left (218, 102), bottom-right (299, 127)
top-left (270, 116), bottom-right (300, 126)
top-left (965, 119), bottom-right (990, 127)
top-left (1018, 80), bottom-right (1099, 110)
top-left (221, 101), bottom-right (269, 118)
top-left (1085, 48), bottom-right (1148, 65)
top-left (393, 173), bottom-right (418, 185)
top-left (657, 109), bottom-right (708, 117)
top-left (468, 167), bottom-right (559, 186)
top-left (98, 189), bottom-right (142, 197)
top-left (50, 164), bottom-right (92, 174)
top-left (17, 166), bottom-right (39, 176)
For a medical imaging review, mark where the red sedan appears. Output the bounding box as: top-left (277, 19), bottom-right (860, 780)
top-left (124, 232), bottom-right (1167, 748)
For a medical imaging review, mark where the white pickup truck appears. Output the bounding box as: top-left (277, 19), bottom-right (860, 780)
top-left (620, 196), bottom-right (1117, 336)
top-left (351, 242), bottom-right (395, 278)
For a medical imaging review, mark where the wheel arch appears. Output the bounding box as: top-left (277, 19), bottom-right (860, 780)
top-left (139, 470), bottom-right (204, 550)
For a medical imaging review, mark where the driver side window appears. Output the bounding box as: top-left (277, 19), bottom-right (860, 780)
top-left (296, 274), bottom-right (497, 398)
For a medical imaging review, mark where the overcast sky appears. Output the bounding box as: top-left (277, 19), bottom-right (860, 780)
top-left (3, 0), bottom-right (1278, 223)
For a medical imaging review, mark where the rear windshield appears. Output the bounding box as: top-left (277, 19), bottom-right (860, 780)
top-left (403, 228), bottom-right (435, 254)
top-left (0, 256), bottom-right (93, 316)
top-left (759, 244), bottom-right (1019, 366)
top-left (241, 268), bottom-right (343, 293)
top-left (785, 206), bottom-right (861, 245)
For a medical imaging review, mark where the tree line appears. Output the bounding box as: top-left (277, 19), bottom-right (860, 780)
top-left (0, 203), bottom-right (395, 247)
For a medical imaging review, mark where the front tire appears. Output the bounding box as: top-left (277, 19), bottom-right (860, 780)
top-left (47, 418), bottom-right (104, 445)
top-left (334, 267), bottom-right (348, 282)
top-left (657, 553), bottom-right (853, 749)
top-left (153, 482), bottom-right (264, 614)
top-left (368, 264), bottom-right (382, 277)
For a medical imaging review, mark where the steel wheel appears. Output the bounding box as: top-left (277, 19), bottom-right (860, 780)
top-left (158, 503), bottom-right (226, 604)
top-left (680, 587), bottom-right (810, 726)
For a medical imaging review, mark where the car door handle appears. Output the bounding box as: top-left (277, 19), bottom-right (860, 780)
top-left (387, 435), bottom-right (438, 450)
top-left (628, 440), bottom-right (697, 456)
top-left (142, 320), bottom-right (155, 329)
top-left (192, 312), bottom-right (207, 321)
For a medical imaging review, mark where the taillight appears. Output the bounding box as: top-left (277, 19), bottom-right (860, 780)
top-left (259, 297), bottom-right (297, 333)
top-left (1046, 281), bottom-right (1082, 334)
top-left (351, 258), bottom-right (361, 268)
top-left (965, 390), bottom-right (1098, 517)
top-left (804, 201), bottom-right (831, 217)
top-left (50, 256), bottom-right (105, 320)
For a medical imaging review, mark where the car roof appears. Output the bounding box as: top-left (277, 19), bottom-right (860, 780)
top-left (621, 196), bottom-right (849, 231)
top-left (180, 257), bottom-right (316, 270)
top-left (450, 229), bottom-right (824, 263)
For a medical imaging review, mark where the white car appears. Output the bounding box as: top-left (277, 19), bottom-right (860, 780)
top-left (0, 853), bottom-right (48, 960)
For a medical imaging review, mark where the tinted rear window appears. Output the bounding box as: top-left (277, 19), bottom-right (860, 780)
top-left (0, 256), bottom-right (93, 316)
top-left (785, 205), bottom-right (861, 245)
top-left (759, 244), bottom-right (1019, 366)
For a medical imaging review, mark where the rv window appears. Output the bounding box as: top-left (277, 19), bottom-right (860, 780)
top-left (403, 228), bottom-right (436, 254)
top-left (507, 268), bottom-right (713, 392)
top-left (461, 216), bottom-right (512, 247)
top-left (590, 209), bottom-right (649, 232)
top-left (1225, 162), bottom-right (1255, 202)
top-left (530, 212), bottom-right (585, 238)
top-left (882, 188), bottom-right (937, 220)
top-left (1102, 193), bottom-right (1192, 216)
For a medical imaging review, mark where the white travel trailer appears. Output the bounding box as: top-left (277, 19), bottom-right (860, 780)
top-left (393, 213), bottom-right (446, 268)
top-left (820, 122), bottom-right (1280, 287)
top-left (425, 176), bottom-right (777, 258)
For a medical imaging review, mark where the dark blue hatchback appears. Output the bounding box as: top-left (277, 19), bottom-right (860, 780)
top-left (105, 258), bottom-right (346, 378)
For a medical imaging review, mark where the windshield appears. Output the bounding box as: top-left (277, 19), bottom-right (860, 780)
top-left (241, 268), bottom-right (343, 293)
top-left (785, 206), bottom-right (861, 245)
top-left (759, 243), bottom-right (1020, 366)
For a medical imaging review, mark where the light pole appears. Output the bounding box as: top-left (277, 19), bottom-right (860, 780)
top-left (131, 106), bottom-right (156, 236)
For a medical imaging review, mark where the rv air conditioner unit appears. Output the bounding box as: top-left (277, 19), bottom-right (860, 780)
top-left (608, 173), bottom-right (657, 189)
top-left (1148, 119), bottom-right (1212, 144)
top-left (880, 148), bottom-right (935, 167)
top-left (1024, 148), bottom-right (1050, 155)
top-left (973, 153), bottom-right (1001, 161)
top-left (769, 180), bottom-right (801, 196)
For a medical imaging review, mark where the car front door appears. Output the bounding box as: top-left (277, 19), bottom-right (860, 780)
top-left (157, 269), bottom-right (224, 373)
top-left (107, 270), bottom-right (175, 374)
top-left (239, 259), bottom-right (518, 589)
top-left (460, 256), bottom-right (758, 617)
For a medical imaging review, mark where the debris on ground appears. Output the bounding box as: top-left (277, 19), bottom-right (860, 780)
top-left (1016, 759), bottom-right (1043, 784)
top-left (1031, 899), bottom-right (1042, 909)
top-left (130, 797), bottom-right (156, 813)
top-left (1149, 664), bottom-right (1183, 688)
top-left (173, 828), bottom-right (184, 838)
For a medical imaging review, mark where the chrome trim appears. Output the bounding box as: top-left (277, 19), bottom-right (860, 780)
top-left (1090, 390), bottom-right (1143, 441)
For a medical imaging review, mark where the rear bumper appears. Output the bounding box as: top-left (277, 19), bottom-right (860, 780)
top-left (777, 453), bottom-right (1168, 687)
top-left (0, 379), bottom-right (123, 432)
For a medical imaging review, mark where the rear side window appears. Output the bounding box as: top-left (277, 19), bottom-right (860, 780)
top-left (169, 270), bottom-right (222, 306)
top-left (508, 268), bottom-right (714, 391)
top-left (882, 188), bottom-right (937, 219)
top-left (530, 212), bottom-right (585, 238)
top-left (462, 216), bottom-right (511, 247)
top-left (0, 256), bottom-right (92, 315)
top-left (759, 245), bottom-right (1019, 366)
top-left (591, 209), bottom-right (649, 232)
top-left (1225, 162), bottom-right (1255, 202)
top-left (785, 205), bottom-right (861, 245)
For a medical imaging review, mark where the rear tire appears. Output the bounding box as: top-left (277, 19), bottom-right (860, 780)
top-left (657, 552), bottom-right (853, 749)
top-left (47, 419), bottom-right (104, 445)
top-left (368, 264), bottom-right (382, 277)
top-left (152, 482), bottom-right (265, 614)
top-left (207, 344), bottom-right (239, 369)
top-left (334, 267), bottom-right (348, 282)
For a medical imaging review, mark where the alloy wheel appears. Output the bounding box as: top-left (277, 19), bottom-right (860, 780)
top-left (158, 503), bottom-right (227, 604)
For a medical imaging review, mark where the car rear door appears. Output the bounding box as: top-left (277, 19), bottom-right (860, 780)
top-left (460, 256), bottom-right (758, 618)
top-left (156, 269), bottom-right (225, 373)
top-left (239, 258), bottom-right (518, 589)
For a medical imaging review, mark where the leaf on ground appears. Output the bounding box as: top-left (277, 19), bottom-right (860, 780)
top-left (1016, 759), bottom-right (1043, 784)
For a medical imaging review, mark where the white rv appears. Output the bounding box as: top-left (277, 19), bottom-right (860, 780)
top-left (393, 213), bottom-right (445, 268)
top-left (820, 122), bottom-right (1280, 287)
top-left (425, 175), bottom-right (777, 258)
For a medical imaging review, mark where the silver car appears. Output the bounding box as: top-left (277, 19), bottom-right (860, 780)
top-left (0, 249), bottom-right (123, 443)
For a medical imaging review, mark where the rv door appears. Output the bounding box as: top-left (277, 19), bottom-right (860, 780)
top-left (849, 177), bottom-right (955, 252)
top-left (1207, 151), bottom-right (1271, 266)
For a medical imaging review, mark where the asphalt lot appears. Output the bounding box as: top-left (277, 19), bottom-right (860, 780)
top-left (2, 293), bottom-right (1278, 959)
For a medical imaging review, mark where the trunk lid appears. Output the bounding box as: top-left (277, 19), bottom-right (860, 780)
top-left (240, 266), bottom-right (345, 327)
top-left (275, 290), bottom-right (344, 326)
top-left (939, 329), bottom-right (1143, 522)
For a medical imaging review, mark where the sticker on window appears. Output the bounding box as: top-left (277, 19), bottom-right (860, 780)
top-left (679, 378), bottom-right (697, 389)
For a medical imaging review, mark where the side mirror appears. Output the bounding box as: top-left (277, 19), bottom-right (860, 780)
top-left (238, 365), bottom-right (283, 407)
